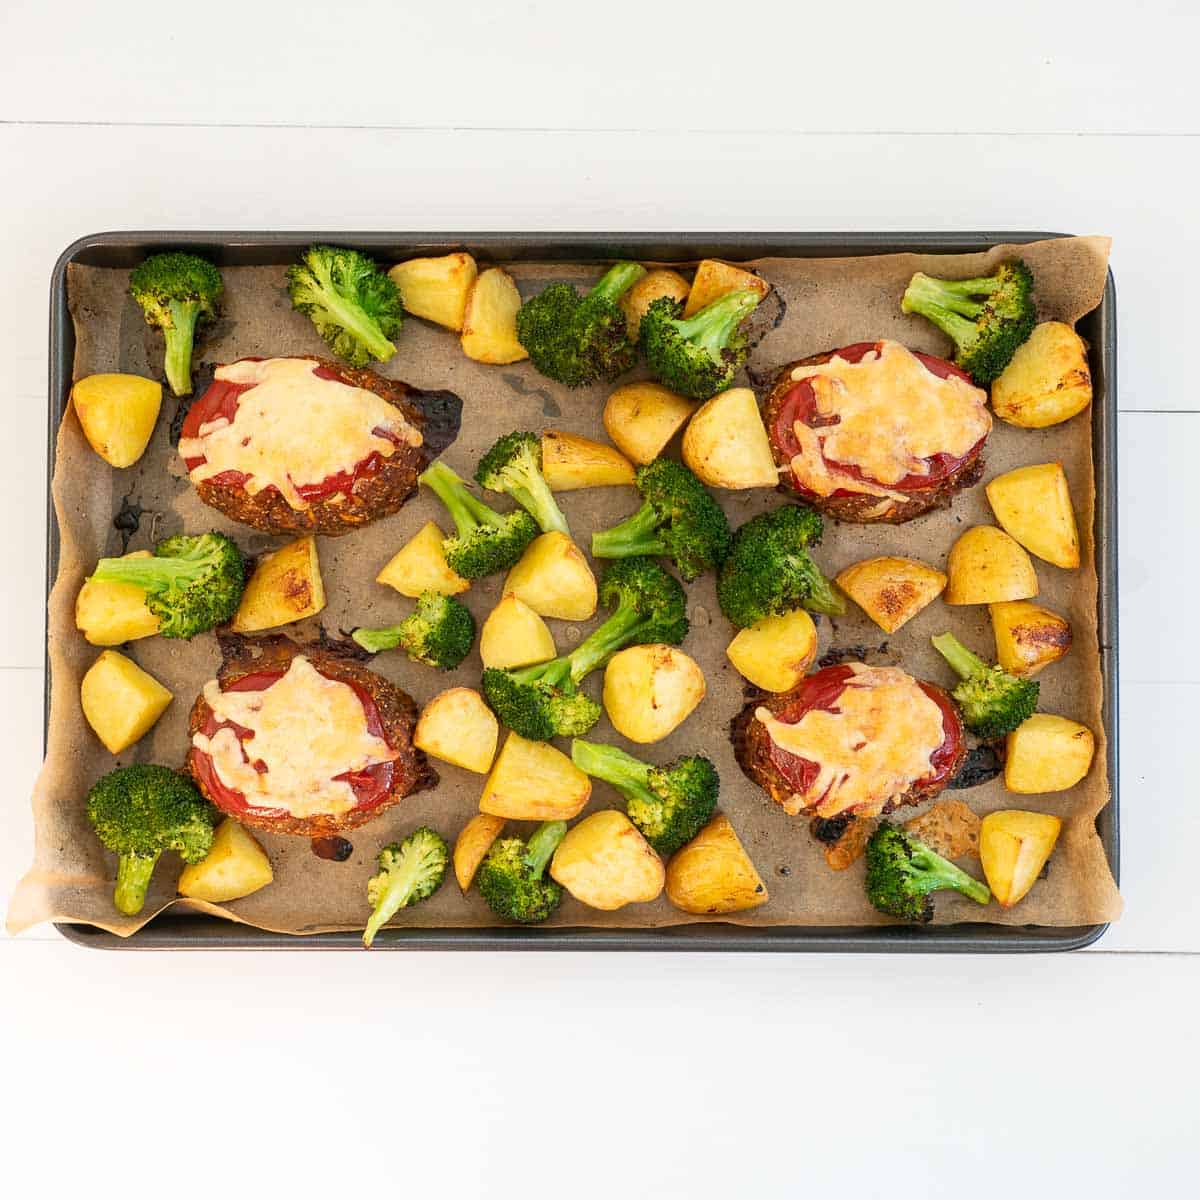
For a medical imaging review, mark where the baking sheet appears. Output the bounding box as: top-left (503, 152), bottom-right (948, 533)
top-left (8, 235), bottom-right (1121, 936)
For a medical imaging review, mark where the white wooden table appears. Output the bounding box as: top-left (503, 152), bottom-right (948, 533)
top-left (3, 2), bottom-right (1198, 1192)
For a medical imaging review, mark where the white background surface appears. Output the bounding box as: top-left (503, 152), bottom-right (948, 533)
top-left (3, 1), bottom-right (1198, 1193)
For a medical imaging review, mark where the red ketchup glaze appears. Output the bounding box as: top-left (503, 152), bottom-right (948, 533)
top-left (761, 664), bottom-right (963, 808)
top-left (180, 359), bottom-right (400, 501)
top-left (189, 667), bottom-right (396, 821)
top-left (770, 342), bottom-right (985, 499)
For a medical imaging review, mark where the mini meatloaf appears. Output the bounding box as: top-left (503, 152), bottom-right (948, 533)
top-left (186, 636), bottom-right (436, 838)
top-left (178, 356), bottom-right (461, 535)
top-left (763, 339), bottom-right (991, 523)
top-left (732, 662), bottom-right (966, 819)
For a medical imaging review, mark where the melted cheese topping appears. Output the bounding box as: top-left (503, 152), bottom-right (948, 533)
top-left (179, 358), bottom-right (422, 510)
top-left (191, 656), bottom-right (399, 818)
top-left (755, 664), bottom-right (946, 818)
top-left (787, 341), bottom-right (990, 499)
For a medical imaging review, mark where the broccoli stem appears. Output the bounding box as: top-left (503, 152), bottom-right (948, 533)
top-left (352, 625), bottom-right (404, 653)
top-left (590, 502), bottom-right (664, 560)
top-left (91, 553), bottom-right (206, 589)
top-left (676, 290), bottom-right (760, 357)
top-left (565, 598), bottom-right (644, 682)
top-left (803, 569), bottom-right (847, 617)
top-left (570, 740), bottom-right (654, 804)
top-left (506, 477), bottom-right (569, 536)
top-left (163, 300), bottom-right (200, 397)
top-left (901, 273), bottom-right (987, 339)
top-left (114, 853), bottom-right (159, 915)
top-left (420, 461), bottom-right (504, 534)
top-left (912, 843), bottom-right (992, 905)
top-left (931, 632), bottom-right (986, 682)
top-left (588, 261), bottom-right (647, 305)
top-left (309, 260), bottom-right (396, 363)
top-left (523, 821), bottom-right (568, 878)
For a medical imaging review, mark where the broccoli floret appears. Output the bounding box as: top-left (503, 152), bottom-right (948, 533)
top-left (419, 459), bottom-right (538, 579)
top-left (89, 531), bottom-right (245, 639)
top-left (931, 631), bottom-right (1039, 739)
top-left (86, 764), bottom-right (217, 915)
top-left (571, 739), bottom-right (717, 856)
top-left (640, 289), bottom-right (761, 401)
top-left (352, 591), bottom-right (475, 669)
top-left (476, 821), bottom-right (567, 924)
top-left (865, 821), bottom-right (991, 923)
top-left (515, 261), bottom-right (646, 387)
top-left (900, 259), bottom-right (1036, 384)
top-left (128, 252), bottom-right (224, 397)
top-left (287, 244), bottom-right (404, 367)
top-left (362, 827), bottom-right (449, 947)
top-left (591, 458), bottom-right (731, 581)
top-left (716, 505), bottom-right (844, 628)
top-left (482, 558), bottom-right (688, 740)
top-left (475, 431), bottom-right (569, 536)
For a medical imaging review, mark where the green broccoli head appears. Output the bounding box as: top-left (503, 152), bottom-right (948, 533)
top-left (481, 662), bottom-right (601, 742)
top-left (900, 259), bottom-right (1036, 384)
top-left (419, 460), bottom-right (539, 579)
top-left (476, 821), bottom-right (567, 924)
top-left (287, 244), bottom-right (404, 367)
top-left (515, 261), bottom-right (646, 387)
top-left (931, 632), bottom-right (1039, 739)
top-left (86, 764), bottom-right (217, 915)
top-left (362, 826), bottom-right (450, 947)
top-left (89, 531), bottom-right (245, 639)
top-left (716, 505), bottom-right (844, 628)
top-left (571, 740), bottom-right (718, 857)
top-left (128, 252), bottom-right (224, 397)
top-left (865, 822), bottom-right (991, 923)
top-left (640, 289), bottom-right (761, 401)
top-left (352, 591), bottom-right (476, 669)
top-left (591, 458), bottom-right (731, 581)
top-left (475, 431), bottom-right (570, 536)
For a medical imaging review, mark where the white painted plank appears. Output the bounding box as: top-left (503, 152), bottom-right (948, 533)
top-left (3, 0), bottom-right (1197, 135)
top-left (0, 669), bottom-right (45, 937)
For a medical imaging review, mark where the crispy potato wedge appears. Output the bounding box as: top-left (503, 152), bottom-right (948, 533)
top-left (376, 521), bottom-right (469, 597)
top-left (80, 650), bottom-right (172, 754)
top-left (461, 267), bottom-right (528, 364)
top-left (75, 550), bottom-right (161, 645)
top-left (177, 818), bottom-right (273, 903)
top-left (904, 799), bottom-right (982, 861)
top-left (986, 462), bottom-right (1081, 569)
top-left (479, 732), bottom-right (591, 821)
top-left (503, 532), bottom-right (597, 621)
top-left (682, 387), bottom-right (778, 489)
top-left (550, 810), bottom-right (664, 910)
top-left (621, 268), bottom-right (691, 340)
top-left (683, 260), bottom-right (770, 317)
top-left (603, 644), bottom-right (706, 743)
top-left (991, 321), bottom-right (1092, 429)
top-left (72, 373), bottom-right (162, 468)
top-left (388, 252), bottom-right (478, 331)
top-left (414, 687), bottom-right (499, 774)
top-left (603, 381), bottom-right (697, 465)
top-left (231, 535), bottom-right (325, 632)
top-left (665, 813), bottom-right (769, 914)
top-left (453, 813), bottom-right (506, 892)
top-left (480, 592), bottom-right (557, 669)
top-left (836, 556), bottom-right (947, 633)
top-left (541, 430), bottom-right (635, 490)
top-left (726, 608), bottom-right (818, 693)
top-left (1005, 714), bottom-right (1095, 793)
top-left (990, 600), bottom-right (1072, 677)
top-left (944, 526), bottom-right (1038, 605)
top-left (979, 809), bottom-right (1063, 907)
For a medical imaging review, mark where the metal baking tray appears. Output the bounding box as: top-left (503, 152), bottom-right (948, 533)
top-left (47, 232), bottom-right (1118, 952)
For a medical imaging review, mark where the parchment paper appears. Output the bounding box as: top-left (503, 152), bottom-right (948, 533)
top-left (8, 236), bottom-right (1121, 937)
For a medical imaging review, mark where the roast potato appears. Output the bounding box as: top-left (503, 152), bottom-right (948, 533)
top-left (990, 600), bottom-right (1072, 677)
top-left (979, 809), bottom-right (1062, 907)
top-left (990, 321), bottom-right (1092, 429)
top-left (944, 526), bottom-right (1038, 605)
top-left (177, 818), bottom-right (273, 903)
top-left (683, 259), bottom-right (770, 317)
top-left (80, 650), bottom-right (172, 754)
top-left (550, 810), bottom-right (665, 910)
top-left (725, 608), bottom-right (817, 693)
top-left (414, 687), bottom-right (499, 774)
top-left (682, 387), bottom-right (778, 489)
top-left (835, 556), bottom-right (947, 633)
top-left (453, 813), bottom-right (506, 892)
top-left (603, 381), bottom-right (696, 465)
top-left (479, 732), bottom-right (592, 821)
top-left (71, 373), bottom-right (162, 468)
top-left (376, 521), bottom-right (469, 597)
top-left (231, 535), bottom-right (326, 632)
top-left (602, 644), bottom-right (706, 743)
top-left (75, 550), bottom-right (161, 645)
top-left (388, 252), bottom-right (478, 331)
top-left (1005, 713), bottom-right (1095, 793)
top-left (461, 267), bottom-right (528, 364)
top-left (621, 268), bottom-right (691, 340)
top-left (986, 462), bottom-right (1081, 569)
top-left (665, 813), bottom-right (769, 914)
top-left (503, 532), bottom-right (597, 621)
top-left (541, 430), bottom-right (635, 490)
top-left (479, 593), bottom-right (557, 669)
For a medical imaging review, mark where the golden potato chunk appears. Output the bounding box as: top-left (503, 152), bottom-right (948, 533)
top-left (986, 462), bottom-right (1081, 569)
top-left (621, 268), bottom-right (691, 340)
top-left (682, 387), bottom-right (778, 489)
top-left (480, 593), bottom-right (557, 669)
top-left (388, 252), bottom-right (477, 331)
top-left (231, 535), bottom-right (325, 632)
top-left (944, 526), bottom-right (1038, 605)
top-left (665, 813), bottom-right (769, 914)
top-left (503, 532), bottom-right (597, 621)
top-left (725, 608), bottom-right (818, 693)
top-left (603, 381), bottom-right (697, 465)
top-left (550, 810), bottom-right (665, 911)
top-left (479, 732), bottom-right (591, 821)
top-left (603, 644), bottom-right (706, 743)
top-left (72, 373), bottom-right (162, 468)
top-left (461, 267), bottom-right (528, 364)
top-left (415, 687), bottom-right (499, 774)
top-left (836, 556), bottom-right (947, 633)
top-left (376, 521), bottom-right (469, 597)
top-left (979, 809), bottom-right (1062, 907)
top-left (80, 650), bottom-right (172, 754)
top-left (75, 551), bottom-right (161, 645)
top-left (990, 600), bottom-right (1072, 677)
top-left (177, 818), bottom-right (273, 903)
top-left (683, 260), bottom-right (770, 317)
top-left (541, 430), bottom-right (635, 490)
top-left (1005, 714), bottom-right (1095, 793)
top-left (991, 321), bottom-right (1092, 429)
top-left (453, 813), bottom-right (506, 892)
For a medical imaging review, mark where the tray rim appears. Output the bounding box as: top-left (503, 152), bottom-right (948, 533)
top-left (45, 230), bottom-right (1118, 953)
